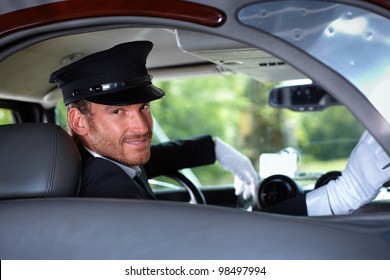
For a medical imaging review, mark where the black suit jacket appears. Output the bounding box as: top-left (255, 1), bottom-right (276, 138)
top-left (78, 134), bottom-right (308, 215)
top-left (79, 135), bottom-right (215, 199)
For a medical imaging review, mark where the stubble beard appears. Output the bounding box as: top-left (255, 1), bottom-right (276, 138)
top-left (87, 120), bottom-right (152, 167)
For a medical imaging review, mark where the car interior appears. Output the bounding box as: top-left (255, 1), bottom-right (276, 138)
top-left (1, 0), bottom-right (390, 259)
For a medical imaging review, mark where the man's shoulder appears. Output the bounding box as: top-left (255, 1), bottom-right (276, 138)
top-left (83, 156), bottom-right (130, 174)
top-left (80, 157), bottom-right (143, 198)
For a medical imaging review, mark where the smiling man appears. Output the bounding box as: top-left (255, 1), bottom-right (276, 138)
top-left (71, 102), bottom-right (154, 167)
top-left (49, 41), bottom-right (259, 201)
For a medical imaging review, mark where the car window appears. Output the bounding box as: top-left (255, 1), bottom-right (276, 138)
top-left (55, 100), bottom-right (67, 130)
top-left (0, 108), bottom-right (15, 125)
top-left (150, 74), bottom-right (364, 188)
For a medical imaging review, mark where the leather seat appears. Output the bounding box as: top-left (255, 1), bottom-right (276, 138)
top-left (0, 123), bottom-right (81, 199)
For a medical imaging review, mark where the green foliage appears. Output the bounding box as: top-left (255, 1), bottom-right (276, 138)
top-left (286, 106), bottom-right (364, 161)
top-left (152, 74), bottom-right (251, 185)
top-left (152, 75), bottom-right (364, 185)
top-left (152, 74), bottom-right (278, 185)
top-left (55, 100), bottom-right (67, 130)
top-left (299, 158), bottom-right (347, 174)
top-left (0, 109), bottom-right (14, 124)
top-left (153, 74), bottom-right (249, 143)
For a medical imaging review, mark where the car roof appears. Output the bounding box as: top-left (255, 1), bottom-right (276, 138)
top-left (0, 0), bottom-right (386, 103)
top-left (0, 3), bottom-right (307, 107)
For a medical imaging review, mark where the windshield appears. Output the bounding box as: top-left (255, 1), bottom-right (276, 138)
top-left (150, 74), bottom-right (363, 188)
top-left (239, 1), bottom-right (390, 125)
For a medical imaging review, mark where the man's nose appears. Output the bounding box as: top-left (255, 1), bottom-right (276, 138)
top-left (129, 112), bottom-right (149, 134)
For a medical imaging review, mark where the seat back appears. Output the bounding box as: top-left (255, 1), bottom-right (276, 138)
top-left (0, 123), bottom-right (81, 199)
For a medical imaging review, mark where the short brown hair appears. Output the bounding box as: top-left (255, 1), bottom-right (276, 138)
top-left (67, 99), bottom-right (92, 144)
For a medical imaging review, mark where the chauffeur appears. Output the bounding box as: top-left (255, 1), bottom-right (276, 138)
top-left (50, 41), bottom-right (390, 216)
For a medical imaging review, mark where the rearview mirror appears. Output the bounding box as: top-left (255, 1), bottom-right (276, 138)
top-left (269, 84), bottom-right (339, 111)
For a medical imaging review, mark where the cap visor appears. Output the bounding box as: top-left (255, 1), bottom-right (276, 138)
top-left (86, 84), bottom-right (165, 105)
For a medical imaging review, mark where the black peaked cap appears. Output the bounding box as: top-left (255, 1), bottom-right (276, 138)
top-left (49, 41), bottom-right (165, 105)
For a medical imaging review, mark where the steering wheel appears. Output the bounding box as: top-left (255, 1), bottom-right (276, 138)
top-left (161, 171), bottom-right (207, 204)
top-left (314, 171), bottom-right (342, 189)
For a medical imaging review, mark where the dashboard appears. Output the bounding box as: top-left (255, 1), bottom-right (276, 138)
top-left (255, 171), bottom-right (390, 213)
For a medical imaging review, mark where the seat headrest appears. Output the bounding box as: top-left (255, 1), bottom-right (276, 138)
top-left (0, 123), bottom-right (81, 199)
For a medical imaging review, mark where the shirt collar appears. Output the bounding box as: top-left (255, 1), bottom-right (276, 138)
top-left (84, 147), bottom-right (141, 178)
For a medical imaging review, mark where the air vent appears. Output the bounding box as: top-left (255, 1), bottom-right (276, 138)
top-left (259, 61), bottom-right (286, 67)
top-left (258, 174), bottom-right (300, 207)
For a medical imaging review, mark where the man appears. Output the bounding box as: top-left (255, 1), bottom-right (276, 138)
top-left (50, 41), bottom-right (390, 215)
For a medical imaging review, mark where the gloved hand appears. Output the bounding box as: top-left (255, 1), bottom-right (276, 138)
top-left (214, 137), bottom-right (259, 199)
top-left (307, 131), bottom-right (390, 215)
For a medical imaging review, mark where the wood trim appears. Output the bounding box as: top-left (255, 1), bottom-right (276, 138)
top-left (365, 0), bottom-right (390, 10)
top-left (0, 0), bottom-right (226, 36)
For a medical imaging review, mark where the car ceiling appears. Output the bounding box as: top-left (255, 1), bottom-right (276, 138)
top-left (0, 25), bottom-right (305, 108)
top-left (6, 0), bottom-right (374, 110)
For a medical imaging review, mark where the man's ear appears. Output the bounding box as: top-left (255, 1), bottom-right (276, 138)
top-left (68, 107), bottom-right (89, 136)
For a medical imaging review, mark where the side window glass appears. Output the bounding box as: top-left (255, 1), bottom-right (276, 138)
top-left (55, 100), bottom-right (67, 130)
top-left (0, 108), bottom-right (15, 125)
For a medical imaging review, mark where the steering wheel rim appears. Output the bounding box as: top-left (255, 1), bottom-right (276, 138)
top-left (164, 171), bottom-right (207, 204)
top-left (314, 171), bottom-right (342, 189)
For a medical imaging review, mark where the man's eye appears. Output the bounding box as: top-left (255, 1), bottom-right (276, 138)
top-left (112, 109), bottom-right (121, 114)
top-left (141, 104), bottom-right (151, 110)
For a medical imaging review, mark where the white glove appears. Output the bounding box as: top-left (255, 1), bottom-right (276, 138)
top-left (214, 137), bottom-right (259, 199)
top-left (307, 131), bottom-right (390, 215)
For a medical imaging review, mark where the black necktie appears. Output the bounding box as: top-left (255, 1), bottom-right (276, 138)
top-left (133, 175), bottom-right (156, 199)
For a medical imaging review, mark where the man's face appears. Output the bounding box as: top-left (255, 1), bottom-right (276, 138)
top-left (83, 102), bottom-right (153, 167)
